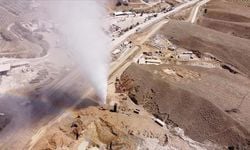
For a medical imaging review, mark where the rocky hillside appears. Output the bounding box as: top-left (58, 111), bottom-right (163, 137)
top-left (120, 63), bottom-right (250, 149)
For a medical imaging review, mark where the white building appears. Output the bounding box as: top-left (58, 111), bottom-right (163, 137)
top-left (0, 64), bottom-right (11, 75)
top-left (113, 11), bottom-right (134, 16)
top-left (138, 56), bottom-right (162, 65)
top-left (112, 49), bottom-right (121, 55)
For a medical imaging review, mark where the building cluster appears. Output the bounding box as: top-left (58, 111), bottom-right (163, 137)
top-left (110, 12), bottom-right (161, 39)
top-left (138, 55), bottom-right (162, 65)
top-left (176, 49), bottom-right (198, 61)
top-left (112, 40), bottom-right (133, 60)
top-left (134, 33), bottom-right (202, 66)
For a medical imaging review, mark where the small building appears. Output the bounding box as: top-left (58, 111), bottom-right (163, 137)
top-left (123, 41), bottom-right (130, 45)
top-left (0, 64), bottom-right (11, 75)
top-left (182, 51), bottom-right (193, 55)
top-left (138, 57), bottom-right (146, 64)
top-left (143, 51), bottom-right (153, 56)
top-left (138, 57), bottom-right (162, 65)
top-left (145, 59), bottom-right (161, 65)
top-left (177, 51), bottom-right (196, 61)
top-left (112, 11), bottom-right (134, 16)
top-left (112, 49), bottom-right (121, 55)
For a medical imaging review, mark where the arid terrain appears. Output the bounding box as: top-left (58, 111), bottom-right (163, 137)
top-left (120, 63), bottom-right (250, 147)
top-left (0, 0), bottom-right (250, 150)
top-left (117, 0), bottom-right (250, 149)
top-left (108, 0), bottom-right (180, 13)
top-left (197, 0), bottom-right (250, 39)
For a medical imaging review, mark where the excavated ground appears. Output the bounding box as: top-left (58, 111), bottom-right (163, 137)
top-left (120, 63), bottom-right (250, 148)
top-left (32, 104), bottom-right (218, 150)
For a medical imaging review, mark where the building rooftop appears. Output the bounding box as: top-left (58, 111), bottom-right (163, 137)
top-left (0, 64), bottom-right (11, 72)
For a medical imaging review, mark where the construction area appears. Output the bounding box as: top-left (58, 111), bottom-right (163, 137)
top-left (0, 0), bottom-right (250, 150)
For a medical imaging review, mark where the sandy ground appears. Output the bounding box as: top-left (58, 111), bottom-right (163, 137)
top-left (31, 97), bottom-right (220, 150)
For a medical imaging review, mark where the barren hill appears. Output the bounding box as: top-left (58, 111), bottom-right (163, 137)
top-left (158, 20), bottom-right (250, 78)
top-left (197, 0), bottom-right (250, 40)
top-left (120, 63), bottom-right (250, 148)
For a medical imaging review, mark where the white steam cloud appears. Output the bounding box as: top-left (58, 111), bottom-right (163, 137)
top-left (50, 0), bottom-right (110, 104)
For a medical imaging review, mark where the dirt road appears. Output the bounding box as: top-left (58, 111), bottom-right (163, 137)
top-left (26, 16), bottom-right (169, 150)
top-left (188, 0), bottom-right (210, 23)
top-left (2, 1), bottom-right (203, 149)
top-left (111, 0), bottom-right (201, 49)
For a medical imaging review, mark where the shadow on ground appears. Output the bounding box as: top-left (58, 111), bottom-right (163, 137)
top-left (0, 86), bottom-right (98, 146)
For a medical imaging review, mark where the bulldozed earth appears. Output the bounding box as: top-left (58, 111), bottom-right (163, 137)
top-left (1, 0), bottom-right (250, 149)
top-left (120, 63), bottom-right (250, 148)
top-left (116, 0), bottom-right (250, 148)
top-left (30, 0), bottom-right (250, 149)
top-left (30, 102), bottom-right (219, 150)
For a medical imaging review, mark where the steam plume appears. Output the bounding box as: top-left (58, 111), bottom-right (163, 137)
top-left (49, 0), bottom-right (110, 104)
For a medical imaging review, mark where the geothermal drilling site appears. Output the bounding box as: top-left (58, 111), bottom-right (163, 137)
top-left (0, 0), bottom-right (250, 150)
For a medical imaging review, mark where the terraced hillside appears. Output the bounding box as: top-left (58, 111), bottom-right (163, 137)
top-left (197, 0), bottom-right (250, 39)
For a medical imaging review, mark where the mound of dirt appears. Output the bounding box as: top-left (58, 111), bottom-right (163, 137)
top-left (158, 20), bottom-right (250, 78)
top-left (120, 63), bottom-right (250, 148)
top-left (32, 106), bottom-right (168, 150)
